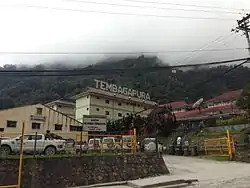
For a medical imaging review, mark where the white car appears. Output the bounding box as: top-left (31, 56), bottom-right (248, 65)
top-left (0, 133), bottom-right (66, 155)
top-left (102, 137), bottom-right (120, 152)
top-left (88, 138), bottom-right (102, 152)
top-left (143, 138), bottom-right (166, 153)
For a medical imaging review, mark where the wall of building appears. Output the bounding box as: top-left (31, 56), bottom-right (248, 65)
top-left (0, 104), bottom-right (87, 140)
top-left (75, 93), bottom-right (153, 122)
top-left (0, 154), bottom-right (169, 188)
top-left (75, 96), bottom-right (90, 122)
top-left (52, 104), bottom-right (75, 117)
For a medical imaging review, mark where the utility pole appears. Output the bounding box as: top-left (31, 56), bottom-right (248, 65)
top-left (233, 13), bottom-right (250, 55)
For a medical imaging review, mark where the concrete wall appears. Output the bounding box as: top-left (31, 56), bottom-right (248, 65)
top-left (0, 104), bottom-right (87, 140)
top-left (0, 154), bottom-right (169, 188)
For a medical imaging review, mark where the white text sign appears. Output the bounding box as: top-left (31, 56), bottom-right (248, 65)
top-left (94, 79), bottom-right (150, 101)
top-left (83, 115), bottom-right (107, 132)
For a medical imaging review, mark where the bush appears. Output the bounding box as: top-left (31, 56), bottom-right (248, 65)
top-left (216, 117), bottom-right (248, 126)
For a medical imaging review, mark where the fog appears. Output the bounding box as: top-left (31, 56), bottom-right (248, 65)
top-left (0, 0), bottom-right (249, 67)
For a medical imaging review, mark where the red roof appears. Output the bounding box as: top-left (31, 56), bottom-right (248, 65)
top-left (160, 101), bottom-right (187, 109)
top-left (207, 89), bottom-right (243, 103)
top-left (174, 104), bottom-right (243, 119)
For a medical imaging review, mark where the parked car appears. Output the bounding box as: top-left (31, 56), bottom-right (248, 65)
top-left (0, 133), bottom-right (66, 155)
top-left (75, 141), bottom-right (88, 154)
top-left (143, 138), bottom-right (166, 153)
top-left (102, 137), bottom-right (120, 152)
top-left (121, 135), bottom-right (139, 152)
top-left (88, 138), bottom-right (102, 152)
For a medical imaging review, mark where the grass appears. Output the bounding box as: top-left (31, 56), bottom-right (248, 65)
top-left (198, 155), bottom-right (230, 161)
top-left (0, 152), bottom-right (138, 160)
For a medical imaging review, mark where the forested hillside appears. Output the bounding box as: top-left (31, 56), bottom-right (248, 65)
top-left (0, 56), bottom-right (249, 109)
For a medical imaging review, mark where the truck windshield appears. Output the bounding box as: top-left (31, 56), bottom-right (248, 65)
top-left (103, 138), bottom-right (114, 144)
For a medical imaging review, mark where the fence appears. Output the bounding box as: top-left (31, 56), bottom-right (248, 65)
top-left (75, 129), bottom-right (137, 155)
top-left (204, 130), bottom-right (235, 160)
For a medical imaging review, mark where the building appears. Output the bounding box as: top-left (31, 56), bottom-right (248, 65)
top-left (73, 87), bottom-right (157, 122)
top-left (160, 101), bottom-right (188, 113)
top-left (0, 104), bottom-right (87, 140)
top-left (206, 89), bottom-right (243, 108)
top-left (46, 98), bottom-right (75, 117)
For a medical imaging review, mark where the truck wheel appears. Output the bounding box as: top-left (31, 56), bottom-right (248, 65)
top-left (0, 145), bottom-right (11, 155)
top-left (44, 146), bottom-right (56, 155)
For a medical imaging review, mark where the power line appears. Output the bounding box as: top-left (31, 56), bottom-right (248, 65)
top-left (1, 3), bottom-right (237, 21)
top-left (0, 57), bottom-right (249, 75)
top-left (135, 59), bottom-right (250, 115)
top-left (115, 0), bottom-right (249, 12)
top-left (175, 33), bottom-right (235, 64)
top-left (61, 0), bottom-right (240, 15)
top-left (0, 48), bottom-right (247, 55)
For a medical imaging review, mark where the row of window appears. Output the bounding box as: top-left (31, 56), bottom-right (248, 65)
top-left (5, 121), bottom-right (82, 132)
top-left (97, 98), bottom-right (142, 107)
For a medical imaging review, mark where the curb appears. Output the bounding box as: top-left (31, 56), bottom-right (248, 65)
top-left (71, 181), bottom-right (128, 188)
top-left (127, 179), bottom-right (199, 188)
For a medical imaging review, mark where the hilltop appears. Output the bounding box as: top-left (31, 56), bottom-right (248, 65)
top-left (0, 56), bottom-right (249, 109)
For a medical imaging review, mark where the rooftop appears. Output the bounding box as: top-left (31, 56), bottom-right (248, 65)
top-left (72, 87), bottom-right (157, 106)
top-left (206, 89), bottom-right (243, 103)
top-left (174, 104), bottom-right (245, 120)
top-left (160, 101), bottom-right (188, 109)
top-left (46, 98), bottom-right (75, 107)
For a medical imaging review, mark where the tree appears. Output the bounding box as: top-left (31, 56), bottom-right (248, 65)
top-left (237, 88), bottom-right (250, 115)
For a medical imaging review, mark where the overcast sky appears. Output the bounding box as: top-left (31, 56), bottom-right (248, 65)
top-left (0, 0), bottom-right (249, 66)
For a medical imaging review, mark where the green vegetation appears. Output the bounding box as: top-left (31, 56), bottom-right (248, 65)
top-left (199, 155), bottom-right (229, 161)
top-left (1, 56), bottom-right (250, 109)
top-left (216, 117), bottom-right (248, 126)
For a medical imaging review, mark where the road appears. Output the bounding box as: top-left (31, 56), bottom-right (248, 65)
top-left (93, 155), bottom-right (250, 188)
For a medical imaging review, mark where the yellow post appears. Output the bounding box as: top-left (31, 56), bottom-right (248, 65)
top-left (17, 121), bottom-right (25, 188)
top-left (226, 129), bottom-right (232, 160)
top-left (133, 128), bottom-right (136, 153)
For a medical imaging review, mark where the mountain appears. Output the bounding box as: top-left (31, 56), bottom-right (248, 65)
top-left (0, 55), bottom-right (249, 109)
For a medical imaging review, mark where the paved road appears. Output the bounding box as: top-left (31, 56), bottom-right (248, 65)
top-left (94, 155), bottom-right (250, 187)
top-left (164, 155), bottom-right (250, 187)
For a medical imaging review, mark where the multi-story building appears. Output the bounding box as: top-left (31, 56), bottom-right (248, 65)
top-left (73, 87), bottom-right (157, 123)
top-left (0, 104), bottom-right (87, 140)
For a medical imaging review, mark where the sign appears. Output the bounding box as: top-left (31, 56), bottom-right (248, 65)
top-left (83, 115), bottom-right (107, 132)
top-left (94, 79), bottom-right (150, 101)
top-left (30, 115), bottom-right (46, 122)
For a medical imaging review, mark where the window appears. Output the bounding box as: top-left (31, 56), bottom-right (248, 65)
top-left (118, 102), bottom-right (122, 106)
top-left (0, 128), bottom-right (4, 132)
top-left (70, 125), bottom-right (82, 132)
top-left (87, 108), bottom-right (89, 111)
top-left (105, 111), bottom-right (110, 115)
top-left (96, 96), bottom-right (100, 99)
top-left (36, 107), bottom-right (43, 115)
top-left (30, 135), bottom-right (43, 140)
top-left (32, 123), bottom-right (41, 130)
top-left (137, 104), bottom-right (140, 107)
top-left (118, 113), bottom-right (122, 117)
top-left (54, 124), bottom-right (62, 131)
top-left (96, 108), bottom-right (100, 111)
top-left (105, 100), bottom-right (110, 104)
top-left (126, 113), bottom-right (129, 116)
top-left (7, 120), bottom-right (17, 128)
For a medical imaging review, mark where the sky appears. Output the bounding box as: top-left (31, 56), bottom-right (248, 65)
top-left (0, 0), bottom-right (249, 66)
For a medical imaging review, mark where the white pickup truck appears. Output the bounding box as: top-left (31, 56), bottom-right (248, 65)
top-left (0, 133), bottom-right (66, 155)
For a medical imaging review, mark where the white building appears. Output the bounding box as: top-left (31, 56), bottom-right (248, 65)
top-left (72, 86), bottom-right (157, 123)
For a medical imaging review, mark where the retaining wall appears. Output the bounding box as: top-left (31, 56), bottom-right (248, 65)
top-left (0, 154), bottom-right (169, 188)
